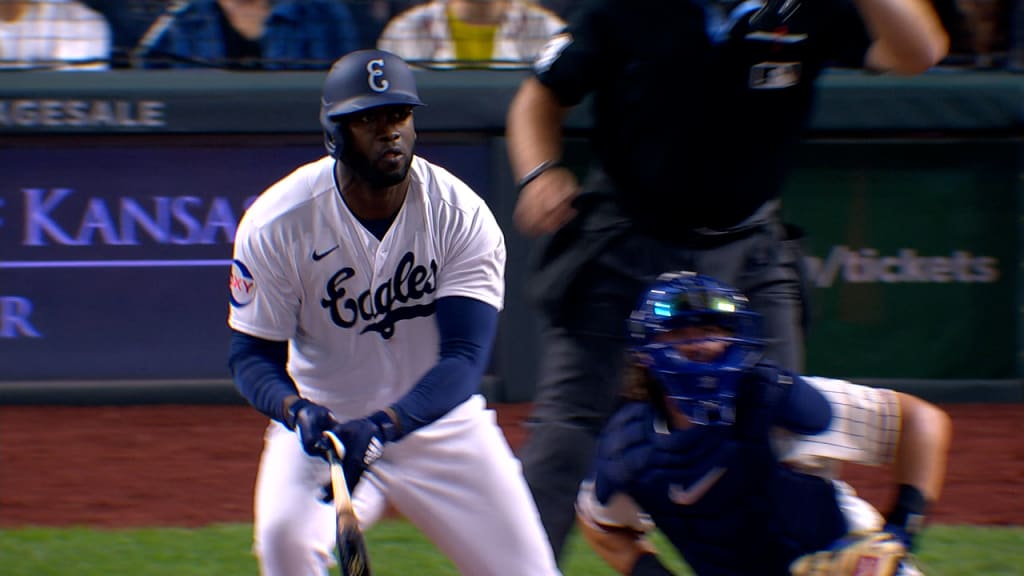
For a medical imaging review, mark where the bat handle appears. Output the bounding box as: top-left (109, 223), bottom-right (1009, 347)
top-left (323, 430), bottom-right (347, 460)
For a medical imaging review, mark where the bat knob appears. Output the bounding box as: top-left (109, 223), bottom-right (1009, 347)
top-left (323, 430), bottom-right (347, 459)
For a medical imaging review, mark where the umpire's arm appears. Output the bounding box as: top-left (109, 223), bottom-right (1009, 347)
top-left (857, 0), bottom-right (949, 74)
top-left (506, 77), bottom-right (580, 237)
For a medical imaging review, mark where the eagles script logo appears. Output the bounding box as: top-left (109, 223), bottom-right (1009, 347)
top-left (321, 251), bottom-right (438, 339)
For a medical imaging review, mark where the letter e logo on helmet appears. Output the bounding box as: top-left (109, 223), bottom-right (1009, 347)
top-left (366, 59), bottom-right (389, 93)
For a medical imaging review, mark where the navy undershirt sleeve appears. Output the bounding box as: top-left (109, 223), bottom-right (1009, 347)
top-left (227, 296), bottom-right (497, 436)
top-left (227, 330), bottom-right (296, 425)
top-left (389, 295), bottom-right (498, 437)
top-left (775, 374), bottom-right (833, 435)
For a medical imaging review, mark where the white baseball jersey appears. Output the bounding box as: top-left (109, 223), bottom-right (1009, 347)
top-left (231, 155), bottom-right (560, 576)
top-left (228, 154), bottom-right (506, 420)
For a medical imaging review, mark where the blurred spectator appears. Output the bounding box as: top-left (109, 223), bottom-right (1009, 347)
top-left (347, 0), bottom-right (422, 51)
top-left (930, 0), bottom-right (975, 65)
top-left (132, 0), bottom-right (360, 69)
top-left (84, 0), bottom-right (164, 68)
top-left (377, 0), bottom-right (565, 69)
top-left (957, 0), bottom-right (1011, 67)
top-left (1007, 0), bottom-right (1023, 70)
top-left (0, 0), bottom-right (112, 69)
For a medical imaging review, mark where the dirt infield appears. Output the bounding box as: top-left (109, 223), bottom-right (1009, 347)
top-left (1, 403), bottom-right (1021, 528)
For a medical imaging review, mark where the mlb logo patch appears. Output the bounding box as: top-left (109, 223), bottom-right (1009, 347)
top-left (749, 62), bottom-right (801, 89)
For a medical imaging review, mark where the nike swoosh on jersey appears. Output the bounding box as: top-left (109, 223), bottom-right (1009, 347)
top-left (667, 467), bottom-right (727, 505)
top-left (312, 245), bottom-right (339, 261)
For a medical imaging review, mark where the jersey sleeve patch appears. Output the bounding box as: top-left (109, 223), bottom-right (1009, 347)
top-left (229, 259), bottom-right (256, 307)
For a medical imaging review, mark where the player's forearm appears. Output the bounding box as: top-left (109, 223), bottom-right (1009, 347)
top-left (228, 329), bottom-right (299, 425)
top-left (506, 77), bottom-right (568, 178)
top-left (856, 0), bottom-right (949, 74)
top-left (390, 354), bottom-right (480, 436)
top-left (389, 297), bottom-right (498, 437)
top-left (893, 392), bottom-right (952, 501)
top-left (885, 394), bottom-right (950, 549)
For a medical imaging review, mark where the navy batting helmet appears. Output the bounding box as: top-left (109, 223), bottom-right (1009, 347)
top-left (319, 49), bottom-right (425, 158)
top-left (628, 271), bottom-right (765, 425)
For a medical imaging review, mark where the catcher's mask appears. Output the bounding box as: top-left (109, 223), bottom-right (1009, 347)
top-left (319, 49), bottom-right (425, 158)
top-left (628, 271), bottom-right (765, 426)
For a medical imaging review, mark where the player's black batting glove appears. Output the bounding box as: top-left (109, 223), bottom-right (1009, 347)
top-left (884, 484), bottom-right (929, 550)
top-left (288, 398), bottom-right (339, 458)
top-left (327, 410), bottom-right (396, 493)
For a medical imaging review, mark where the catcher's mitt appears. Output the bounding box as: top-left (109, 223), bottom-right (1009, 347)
top-left (789, 531), bottom-right (912, 576)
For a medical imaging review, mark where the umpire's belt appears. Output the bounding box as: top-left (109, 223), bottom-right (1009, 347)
top-left (663, 198), bottom-right (781, 249)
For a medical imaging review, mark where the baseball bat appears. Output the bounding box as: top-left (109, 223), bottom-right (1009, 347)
top-left (323, 430), bottom-right (373, 576)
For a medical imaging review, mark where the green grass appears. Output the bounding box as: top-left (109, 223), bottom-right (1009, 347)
top-left (1, 522), bottom-right (1022, 575)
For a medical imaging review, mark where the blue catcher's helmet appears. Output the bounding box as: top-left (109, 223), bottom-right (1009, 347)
top-left (628, 271), bottom-right (766, 425)
top-left (319, 49), bottom-right (425, 158)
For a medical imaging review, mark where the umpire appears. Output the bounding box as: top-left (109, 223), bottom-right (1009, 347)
top-left (506, 0), bottom-right (949, 564)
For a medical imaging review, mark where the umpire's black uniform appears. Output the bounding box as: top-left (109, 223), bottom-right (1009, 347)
top-left (517, 0), bottom-right (875, 560)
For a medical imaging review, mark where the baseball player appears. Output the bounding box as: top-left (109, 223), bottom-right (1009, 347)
top-left (227, 49), bottom-right (560, 576)
top-left (574, 271), bottom-right (952, 576)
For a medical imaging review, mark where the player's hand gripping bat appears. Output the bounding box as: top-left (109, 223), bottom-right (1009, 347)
top-left (323, 430), bottom-right (373, 576)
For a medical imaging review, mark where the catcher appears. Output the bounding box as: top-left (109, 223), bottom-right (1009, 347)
top-left (575, 271), bottom-right (952, 576)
